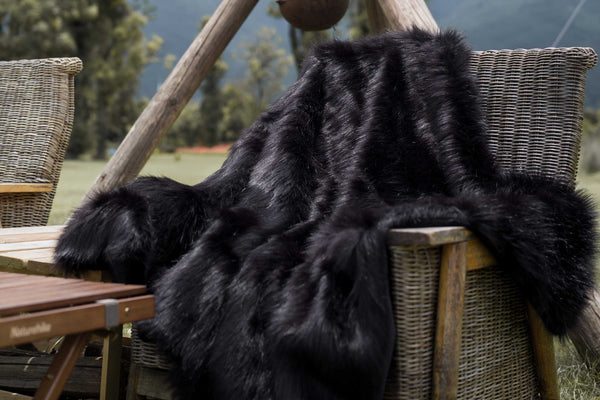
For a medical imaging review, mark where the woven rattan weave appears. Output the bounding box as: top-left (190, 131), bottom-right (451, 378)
top-left (471, 47), bottom-right (597, 183)
top-left (383, 47), bottom-right (597, 400)
top-left (0, 58), bottom-right (82, 227)
top-left (384, 246), bottom-right (539, 399)
top-left (132, 323), bottom-right (172, 370)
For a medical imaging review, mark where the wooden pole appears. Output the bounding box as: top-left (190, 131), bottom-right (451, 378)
top-left (366, 0), bottom-right (438, 34)
top-left (84, 0), bottom-right (258, 197)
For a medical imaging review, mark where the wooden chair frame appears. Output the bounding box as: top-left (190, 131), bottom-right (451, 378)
top-left (387, 228), bottom-right (559, 400)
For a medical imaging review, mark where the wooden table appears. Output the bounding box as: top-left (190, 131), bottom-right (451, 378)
top-left (0, 225), bottom-right (155, 400)
top-left (0, 225), bottom-right (107, 280)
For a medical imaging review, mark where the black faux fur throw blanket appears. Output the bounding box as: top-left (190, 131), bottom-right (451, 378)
top-left (56, 29), bottom-right (596, 399)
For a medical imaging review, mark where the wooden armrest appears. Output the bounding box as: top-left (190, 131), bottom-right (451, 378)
top-left (0, 183), bottom-right (53, 193)
top-left (387, 226), bottom-right (473, 246)
top-left (387, 226), bottom-right (496, 271)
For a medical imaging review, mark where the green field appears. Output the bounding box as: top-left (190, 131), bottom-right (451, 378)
top-left (48, 153), bottom-right (227, 225)
top-left (51, 153), bottom-right (600, 225)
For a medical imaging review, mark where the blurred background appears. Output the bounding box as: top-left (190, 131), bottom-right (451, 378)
top-left (2, 0), bottom-right (599, 163)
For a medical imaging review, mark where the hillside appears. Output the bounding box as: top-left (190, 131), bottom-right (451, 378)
top-left (139, 0), bottom-right (600, 107)
top-left (138, 0), bottom-right (290, 98)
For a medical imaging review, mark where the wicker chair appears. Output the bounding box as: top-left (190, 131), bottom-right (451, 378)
top-left (128, 47), bottom-right (598, 400)
top-left (0, 58), bottom-right (82, 228)
top-left (384, 47), bottom-right (597, 400)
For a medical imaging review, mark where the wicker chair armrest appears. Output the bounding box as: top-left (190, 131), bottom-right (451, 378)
top-left (387, 227), bottom-right (496, 271)
top-left (0, 183), bottom-right (53, 193)
top-left (387, 226), bottom-right (473, 246)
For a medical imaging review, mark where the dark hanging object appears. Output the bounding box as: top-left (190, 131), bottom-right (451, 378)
top-left (277, 0), bottom-right (349, 31)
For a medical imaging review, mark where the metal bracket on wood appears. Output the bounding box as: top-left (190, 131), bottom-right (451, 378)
top-left (96, 299), bottom-right (119, 329)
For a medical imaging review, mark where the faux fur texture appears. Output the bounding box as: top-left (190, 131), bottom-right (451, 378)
top-left (55, 29), bottom-right (597, 400)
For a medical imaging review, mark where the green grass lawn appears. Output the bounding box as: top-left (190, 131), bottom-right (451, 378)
top-left (48, 153), bottom-right (227, 225)
top-left (51, 155), bottom-right (600, 227)
top-left (578, 173), bottom-right (600, 204)
top-left (556, 338), bottom-right (600, 400)
top-left (48, 155), bottom-right (600, 398)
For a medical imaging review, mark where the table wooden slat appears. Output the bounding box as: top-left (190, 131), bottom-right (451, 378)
top-left (0, 226), bottom-right (63, 247)
top-left (0, 226), bottom-right (63, 236)
top-left (0, 244), bottom-right (56, 277)
top-left (0, 295), bottom-right (155, 347)
top-left (0, 274), bottom-right (71, 289)
top-left (3, 281), bottom-right (99, 301)
top-left (0, 248), bottom-right (54, 260)
top-left (0, 263), bottom-right (104, 282)
top-left (0, 272), bottom-right (147, 316)
top-left (0, 240), bottom-right (57, 252)
top-left (1, 287), bottom-right (147, 316)
top-left (0, 226), bottom-right (108, 281)
top-left (0, 227), bottom-right (60, 278)
top-left (28, 256), bottom-right (56, 263)
top-left (0, 232), bottom-right (62, 244)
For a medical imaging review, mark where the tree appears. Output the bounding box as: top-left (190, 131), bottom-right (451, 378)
top-left (580, 108), bottom-right (600, 173)
top-left (163, 15), bottom-right (229, 149)
top-left (237, 27), bottom-right (293, 117)
top-left (267, 3), bottom-right (333, 73)
top-left (197, 16), bottom-right (228, 147)
top-left (198, 57), bottom-right (227, 147)
top-left (0, 0), bottom-right (162, 159)
top-left (348, 0), bottom-right (370, 39)
top-left (218, 83), bottom-right (256, 143)
top-left (214, 27), bottom-right (294, 145)
top-left (164, 25), bottom-right (293, 149)
top-left (161, 101), bottom-right (202, 151)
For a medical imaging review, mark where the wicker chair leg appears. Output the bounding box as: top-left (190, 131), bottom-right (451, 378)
top-left (126, 362), bottom-right (143, 400)
top-left (527, 303), bottom-right (560, 400)
top-left (432, 242), bottom-right (468, 400)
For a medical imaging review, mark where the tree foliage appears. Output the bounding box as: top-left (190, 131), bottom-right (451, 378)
top-left (237, 27), bottom-right (293, 116)
top-left (165, 1), bottom-right (369, 150)
top-left (348, 0), bottom-right (370, 39)
top-left (161, 101), bottom-right (201, 151)
top-left (581, 108), bottom-right (600, 173)
top-left (165, 26), bottom-right (292, 149)
top-left (266, 2), bottom-right (333, 72)
top-left (0, 0), bottom-right (161, 159)
top-left (198, 57), bottom-right (227, 147)
top-left (196, 16), bottom-right (227, 148)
